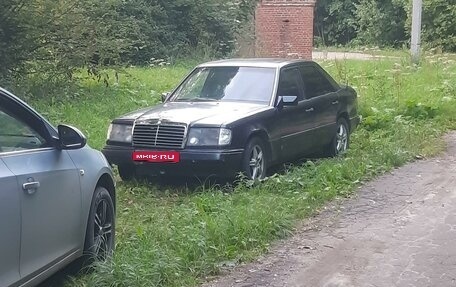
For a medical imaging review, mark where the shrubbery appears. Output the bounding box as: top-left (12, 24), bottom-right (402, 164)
top-left (0, 0), bottom-right (257, 88)
top-left (315, 0), bottom-right (456, 52)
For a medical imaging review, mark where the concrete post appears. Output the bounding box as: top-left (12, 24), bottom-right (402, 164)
top-left (411, 0), bottom-right (423, 64)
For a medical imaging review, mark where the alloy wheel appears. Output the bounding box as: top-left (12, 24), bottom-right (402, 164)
top-left (248, 145), bottom-right (265, 180)
top-left (336, 124), bottom-right (348, 154)
top-left (93, 198), bottom-right (113, 260)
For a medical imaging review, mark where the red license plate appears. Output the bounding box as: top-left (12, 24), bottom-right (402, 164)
top-left (132, 151), bottom-right (180, 163)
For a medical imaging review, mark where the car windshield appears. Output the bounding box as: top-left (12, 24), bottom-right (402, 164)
top-left (170, 66), bottom-right (276, 104)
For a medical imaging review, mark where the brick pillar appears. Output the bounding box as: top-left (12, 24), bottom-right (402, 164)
top-left (255, 0), bottom-right (316, 60)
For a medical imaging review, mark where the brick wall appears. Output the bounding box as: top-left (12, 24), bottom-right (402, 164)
top-left (255, 0), bottom-right (316, 59)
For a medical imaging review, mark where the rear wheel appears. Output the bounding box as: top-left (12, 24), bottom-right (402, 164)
top-left (242, 137), bottom-right (268, 180)
top-left (83, 187), bottom-right (115, 265)
top-left (118, 164), bottom-right (135, 181)
top-left (328, 118), bottom-right (350, 157)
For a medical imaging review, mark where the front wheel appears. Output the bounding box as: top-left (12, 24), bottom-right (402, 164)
top-left (328, 118), bottom-right (350, 157)
top-left (118, 164), bottom-right (135, 181)
top-left (83, 187), bottom-right (115, 264)
top-left (242, 137), bottom-right (268, 180)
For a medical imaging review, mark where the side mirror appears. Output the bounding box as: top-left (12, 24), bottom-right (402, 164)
top-left (276, 96), bottom-right (298, 109)
top-left (57, 125), bottom-right (87, 150)
top-left (161, 92), bottom-right (170, 103)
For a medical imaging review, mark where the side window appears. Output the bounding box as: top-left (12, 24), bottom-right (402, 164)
top-left (0, 107), bottom-right (47, 153)
top-left (299, 65), bottom-right (336, 99)
top-left (277, 67), bottom-right (304, 101)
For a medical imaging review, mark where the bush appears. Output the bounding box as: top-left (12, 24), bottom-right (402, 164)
top-left (403, 100), bottom-right (439, 120)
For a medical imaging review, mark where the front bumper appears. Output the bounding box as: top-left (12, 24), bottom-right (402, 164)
top-left (102, 145), bottom-right (244, 178)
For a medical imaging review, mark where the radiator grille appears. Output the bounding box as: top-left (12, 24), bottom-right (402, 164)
top-left (133, 124), bottom-right (186, 149)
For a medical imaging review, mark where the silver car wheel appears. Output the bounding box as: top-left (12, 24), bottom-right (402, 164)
top-left (248, 145), bottom-right (265, 180)
top-left (336, 124), bottom-right (348, 154)
top-left (93, 198), bottom-right (114, 260)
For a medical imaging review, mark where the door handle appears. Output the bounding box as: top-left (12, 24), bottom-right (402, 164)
top-left (23, 179), bottom-right (40, 195)
top-left (305, 108), bottom-right (314, 112)
top-left (332, 100), bottom-right (339, 105)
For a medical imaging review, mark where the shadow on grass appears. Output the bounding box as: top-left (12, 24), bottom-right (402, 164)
top-left (126, 153), bottom-right (323, 194)
top-left (37, 260), bottom-right (83, 287)
top-left (39, 155), bottom-right (323, 286)
top-left (130, 175), bottom-right (238, 193)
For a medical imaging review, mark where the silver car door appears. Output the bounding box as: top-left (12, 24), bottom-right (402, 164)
top-left (0, 158), bottom-right (21, 286)
top-left (0, 104), bottom-right (82, 280)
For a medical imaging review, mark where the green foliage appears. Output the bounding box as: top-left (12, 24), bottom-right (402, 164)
top-left (0, 0), bottom-right (143, 91)
top-left (124, 0), bottom-right (250, 64)
top-left (403, 100), bottom-right (439, 119)
top-left (0, 0), bottom-right (257, 93)
top-left (362, 112), bottom-right (394, 131)
top-left (314, 0), bottom-right (358, 46)
top-left (25, 56), bottom-right (456, 287)
top-left (354, 0), bottom-right (407, 47)
top-left (421, 0), bottom-right (456, 51)
top-left (0, 0), bottom-right (25, 80)
top-left (315, 0), bottom-right (456, 52)
top-left (314, 0), bottom-right (408, 48)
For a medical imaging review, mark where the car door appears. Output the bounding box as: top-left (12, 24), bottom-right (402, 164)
top-left (299, 64), bottom-right (339, 149)
top-left (0, 99), bottom-right (82, 280)
top-left (0, 158), bottom-right (21, 287)
top-left (274, 66), bottom-right (316, 160)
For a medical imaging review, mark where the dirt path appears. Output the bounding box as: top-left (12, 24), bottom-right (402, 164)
top-left (205, 132), bottom-right (456, 287)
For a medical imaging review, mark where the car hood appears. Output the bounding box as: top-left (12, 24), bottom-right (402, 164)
top-left (116, 101), bottom-right (270, 126)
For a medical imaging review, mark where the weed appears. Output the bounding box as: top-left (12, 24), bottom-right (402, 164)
top-left (24, 55), bottom-right (456, 287)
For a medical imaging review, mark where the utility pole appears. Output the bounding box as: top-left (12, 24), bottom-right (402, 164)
top-left (411, 0), bottom-right (423, 64)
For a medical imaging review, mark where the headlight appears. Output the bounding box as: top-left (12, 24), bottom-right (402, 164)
top-left (107, 124), bottom-right (133, 143)
top-left (187, 128), bottom-right (232, 146)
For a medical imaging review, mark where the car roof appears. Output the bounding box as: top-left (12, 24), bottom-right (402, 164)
top-left (0, 87), bottom-right (12, 97)
top-left (198, 58), bottom-right (314, 69)
top-left (0, 87), bottom-right (21, 103)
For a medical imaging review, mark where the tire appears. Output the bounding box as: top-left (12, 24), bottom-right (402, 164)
top-left (82, 187), bottom-right (115, 265)
top-left (328, 118), bottom-right (350, 157)
top-left (242, 137), bottom-right (268, 180)
top-left (118, 164), bottom-right (135, 181)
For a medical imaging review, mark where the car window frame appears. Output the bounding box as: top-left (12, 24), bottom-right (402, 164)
top-left (0, 91), bottom-right (56, 155)
top-left (299, 63), bottom-right (340, 100)
top-left (276, 65), bottom-right (306, 104)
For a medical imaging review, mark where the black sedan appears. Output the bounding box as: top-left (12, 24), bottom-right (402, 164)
top-left (102, 59), bottom-right (359, 180)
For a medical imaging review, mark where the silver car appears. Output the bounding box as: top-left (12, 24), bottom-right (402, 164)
top-left (0, 88), bottom-right (116, 287)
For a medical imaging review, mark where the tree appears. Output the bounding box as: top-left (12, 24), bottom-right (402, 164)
top-left (0, 0), bottom-right (143, 85)
top-left (421, 0), bottom-right (456, 51)
top-left (354, 0), bottom-right (407, 47)
top-left (314, 0), bottom-right (455, 52)
top-left (0, 0), bottom-right (33, 79)
top-left (314, 0), bottom-right (358, 46)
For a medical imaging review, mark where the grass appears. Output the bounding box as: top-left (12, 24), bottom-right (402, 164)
top-left (313, 46), bottom-right (411, 58)
top-left (313, 46), bottom-right (456, 59)
top-left (25, 54), bottom-right (456, 287)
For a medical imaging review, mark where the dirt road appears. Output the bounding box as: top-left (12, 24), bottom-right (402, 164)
top-left (205, 132), bottom-right (456, 287)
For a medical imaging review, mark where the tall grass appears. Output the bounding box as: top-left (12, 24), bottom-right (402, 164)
top-left (28, 55), bottom-right (456, 287)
